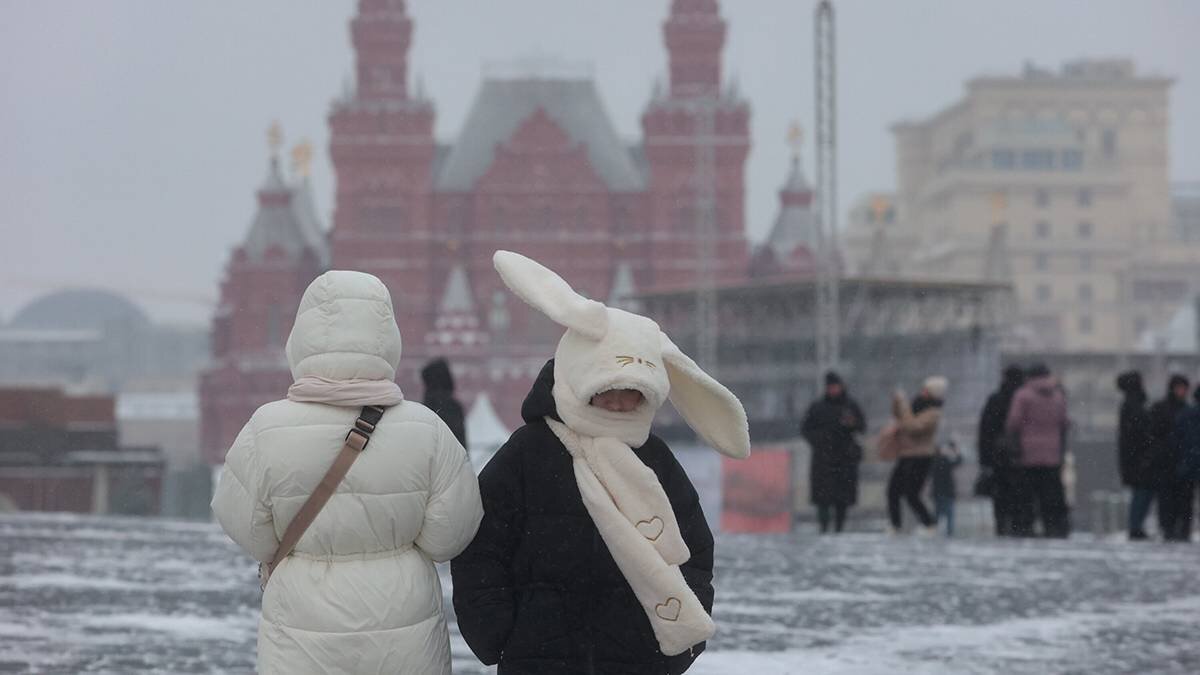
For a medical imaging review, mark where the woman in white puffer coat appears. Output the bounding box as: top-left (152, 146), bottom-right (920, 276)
top-left (211, 270), bottom-right (483, 675)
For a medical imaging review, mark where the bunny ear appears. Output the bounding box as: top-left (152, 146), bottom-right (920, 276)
top-left (493, 250), bottom-right (608, 340)
top-left (660, 333), bottom-right (751, 459)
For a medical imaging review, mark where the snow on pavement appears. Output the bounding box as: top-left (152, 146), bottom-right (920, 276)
top-left (1, 514), bottom-right (1198, 674)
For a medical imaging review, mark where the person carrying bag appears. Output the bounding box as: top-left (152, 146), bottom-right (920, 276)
top-left (258, 404), bottom-right (385, 590)
top-left (212, 271), bottom-right (482, 675)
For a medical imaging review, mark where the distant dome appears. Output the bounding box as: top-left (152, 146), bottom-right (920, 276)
top-left (12, 289), bottom-right (150, 331)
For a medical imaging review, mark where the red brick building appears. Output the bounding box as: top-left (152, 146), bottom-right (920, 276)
top-left (0, 388), bottom-right (164, 514)
top-left (200, 0), bottom-right (820, 464)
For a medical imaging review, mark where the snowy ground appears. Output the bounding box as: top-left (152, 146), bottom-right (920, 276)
top-left (1, 513), bottom-right (1198, 674)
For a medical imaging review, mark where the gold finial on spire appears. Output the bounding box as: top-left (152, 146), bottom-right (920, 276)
top-left (267, 120), bottom-right (283, 156)
top-left (787, 121), bottom-right (804, 160)
top-left (870, 194), bottom-right (892, 223)
top-left (291, 140), bottom-right (313, 178)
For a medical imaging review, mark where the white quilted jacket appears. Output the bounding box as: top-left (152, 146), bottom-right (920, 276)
top-left (211, 271), bottom-right (483, 675)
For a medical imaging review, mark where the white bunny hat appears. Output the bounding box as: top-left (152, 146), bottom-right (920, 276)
top-left (493, 250), bottom-right (750, 459)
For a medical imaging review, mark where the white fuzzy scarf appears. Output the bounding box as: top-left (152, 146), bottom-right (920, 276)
top-left (545, 418), bottom-right (714, 656)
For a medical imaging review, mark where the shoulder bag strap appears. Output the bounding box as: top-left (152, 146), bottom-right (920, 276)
top-left (261, 404), bottom-right (387, 588)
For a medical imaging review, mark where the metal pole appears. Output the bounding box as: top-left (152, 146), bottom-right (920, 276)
top-left (694, 99), bottom-right (719, 373)
top-left (814, 0), bottom-right (840, 386)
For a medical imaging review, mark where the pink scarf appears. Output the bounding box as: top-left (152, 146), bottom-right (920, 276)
top-left (287, 376), bottom-right (405, 407)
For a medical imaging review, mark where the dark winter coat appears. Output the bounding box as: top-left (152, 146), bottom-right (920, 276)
top-left (1116, 372), bottom-right (1154, 488)
top-left (931, 449), bottom-right (963, 501)
top-left (801, 394), bottom-right (866, 506)
top-left (450, 360), bottom-right (714, 675)
top-left (421, 358), bottom-right (467, 448)
top-left (1175, 401), bottom-right (1200, 482)
top-left (1147, 384), bottom-right (1189, 488)
top-left (977, 371), bottom-right (1024, 468)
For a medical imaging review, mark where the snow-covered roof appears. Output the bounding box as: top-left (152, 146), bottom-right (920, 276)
top-left (289, 178), bottom-right (330, 267)
top-left (608, 260), bottom-right (641, 312)
top-left (439, 264), bottom-right (475, 314)
top-left (116, 392), bottom-right (199, 421)
top-left (466, 392), bottom-right (511, 449)
top-left (764, 158), bottom-right (818, 259)
top-left (435, 77), bottom-right (645, 192)
top-left (241, 158), bottom-right (328, 264)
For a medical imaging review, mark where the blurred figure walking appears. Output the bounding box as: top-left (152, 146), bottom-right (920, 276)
top-left (802, 371), bottom-right (867, 534)
top-left (1005, 364), bottom-right (1070, 538)
top-left (976, 366), bottom-right (1025, 536)
top-left (885, 376), bottom-right (947, 535)
top-left (1116, 371), bottom-right (1154, 540)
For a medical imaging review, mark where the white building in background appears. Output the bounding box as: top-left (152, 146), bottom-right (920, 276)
top-left (846, 58), bottom-right (1200, 352)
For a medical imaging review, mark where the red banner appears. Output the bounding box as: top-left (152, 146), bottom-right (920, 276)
top-left (721, 446), bottom-right (792, 533)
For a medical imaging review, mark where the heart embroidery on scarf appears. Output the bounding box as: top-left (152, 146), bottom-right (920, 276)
top-left (635, 516), bottom-right (665, 541)
top-left (655, 597), bottom-right (682, 622)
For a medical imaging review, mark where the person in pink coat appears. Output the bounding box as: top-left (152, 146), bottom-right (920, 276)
top-left (1005, 363), bottom-right (1071, 538)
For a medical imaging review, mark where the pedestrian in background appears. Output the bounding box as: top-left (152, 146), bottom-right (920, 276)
top-left (421, 357), bottom-right (467, 448)
top-left (1172, 384), bottom-right (1200, 542)
top-left (1116, 370), bottom-right (1154, 540)
top-left (885, 376), bottom-right (947, 535)
top-left (1005, 363), bottom-right (1070, 538)
top-left (976, 365), bottom-right (1025, 536)
top-left (931, 439), bottom-right (963, 537)
top-left (1150, 374), bottom-right (1190, 541)
top-left (802, 371), bottom-right (867, 534)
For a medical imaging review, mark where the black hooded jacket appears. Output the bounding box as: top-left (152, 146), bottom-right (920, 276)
top-left (1116, 371), bottom-right (1153, 488)
top-left (801, 386), bottom-right (866, 506)
top-left (1147, 375), bottom-right (1190, 487)
top-left (421, 358), bottom-right (466, 448)
top-left (450, 359), bottom-right (714, 675)
top-left (976, 368), bottom-right (1024, 468)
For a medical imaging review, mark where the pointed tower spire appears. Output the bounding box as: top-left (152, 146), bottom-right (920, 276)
top-left (663, 0), bottom-right (726, 98)
top-left (438, 263), bottom-right (475, 314)
top-left (426, 264), bottom-right (487, 349)
top-left (764, 123), bottom-right (818, 266)
top-left (351, 0), bottom-right (414, 102)
top-left (608, 261), bottom-right (642, 313)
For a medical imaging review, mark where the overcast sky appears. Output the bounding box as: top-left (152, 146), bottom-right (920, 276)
top-left (2, 0), bottom-right (1197, 325)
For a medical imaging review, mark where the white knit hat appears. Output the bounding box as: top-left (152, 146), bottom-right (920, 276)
top-left (923, 375), bottom-right (949, 400)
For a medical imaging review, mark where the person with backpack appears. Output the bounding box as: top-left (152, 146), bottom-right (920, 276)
top-left (211, 271), bottom-right (483, 674)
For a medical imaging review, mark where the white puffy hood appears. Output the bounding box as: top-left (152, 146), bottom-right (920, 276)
top-left (285, 271), bottom-right (403, 382)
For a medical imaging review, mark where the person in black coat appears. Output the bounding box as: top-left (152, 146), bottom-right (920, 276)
top-left (1116, 371), bottom-right (1154, 540)
top-left (1172, 385), bottom-right (1200, 542)
top-left (1150, 374), bottom-right (1190, 541)
top-left (976, 365), bottom-right (1024, 536)
top-left (801, 371), bottom-right (866, 534)
top-left (421, 357), bottom-right (467, 448)
top-left (450, 360), bottom-right (715, 674)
